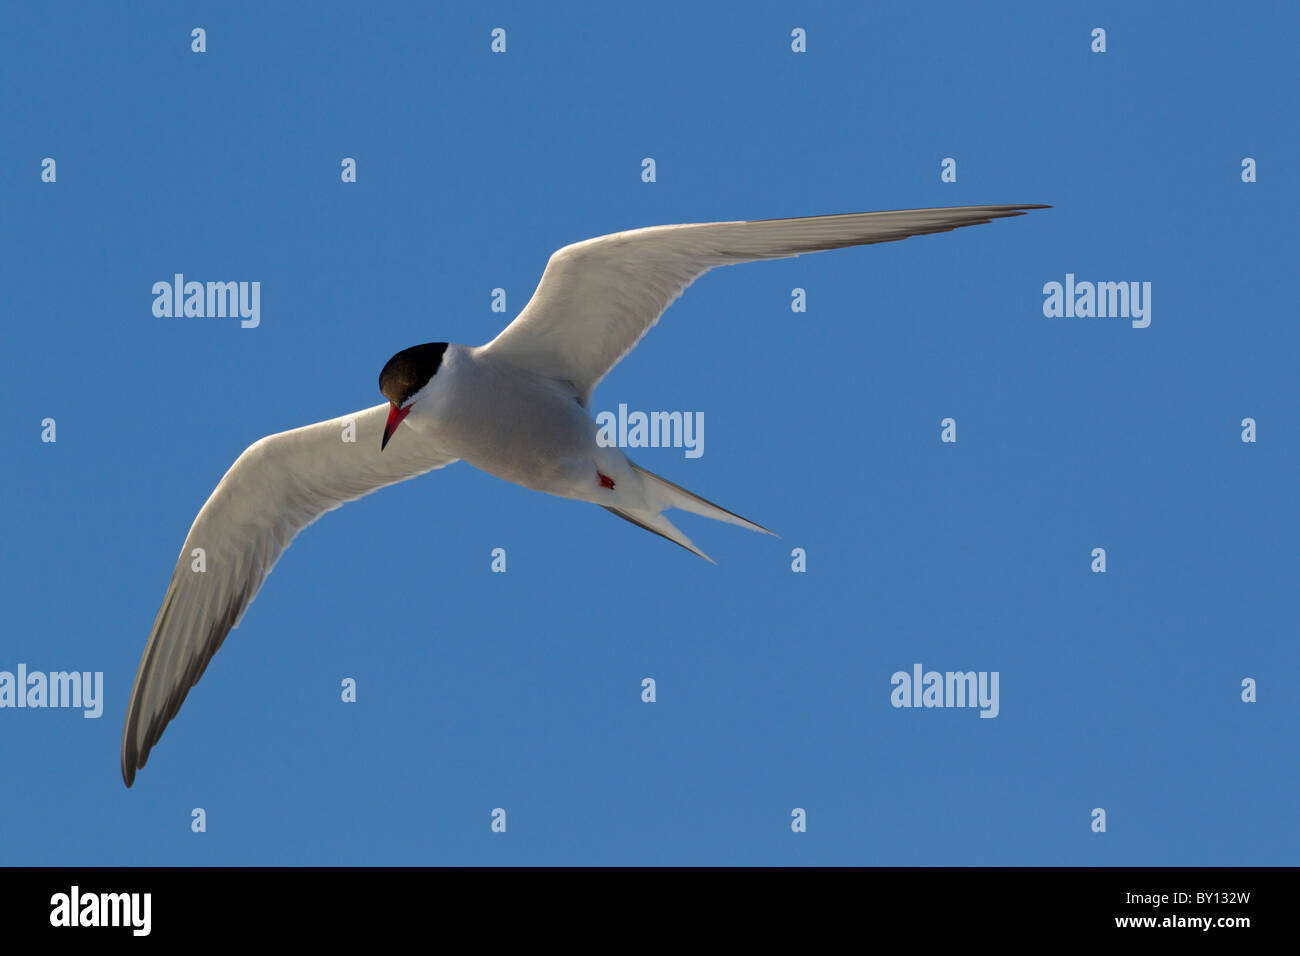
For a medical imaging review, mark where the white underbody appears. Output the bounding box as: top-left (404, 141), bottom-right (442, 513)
top-left (400, 344), bottom-right (643, 507)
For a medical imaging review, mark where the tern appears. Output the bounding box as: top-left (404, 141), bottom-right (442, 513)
top-left (121, 203), bottom-right (1047, 786)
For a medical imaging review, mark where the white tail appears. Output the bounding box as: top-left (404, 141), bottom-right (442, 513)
top-left (601, 464), bottom-right (775, 562)
top-left (601, 506), bottom-right (716, 563)
top-left (632, 464), bottom-right (775, 536)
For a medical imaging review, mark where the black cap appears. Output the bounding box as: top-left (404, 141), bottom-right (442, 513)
top-left (379, 342), bottom-right (449, 406)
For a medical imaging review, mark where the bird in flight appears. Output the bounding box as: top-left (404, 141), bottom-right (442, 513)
top-left (121, 203), bottom-right (1047, 786)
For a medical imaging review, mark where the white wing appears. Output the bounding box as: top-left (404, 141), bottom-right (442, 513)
top-left (484, 204), bottom-right (1047, 403)
top-left (121, 403), bottom-right (457, 786)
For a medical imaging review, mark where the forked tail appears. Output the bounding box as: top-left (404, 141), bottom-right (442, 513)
top-left (632, 464), bottom-right (775, 536)
top-left (602, 464), bottom-right (776, 562)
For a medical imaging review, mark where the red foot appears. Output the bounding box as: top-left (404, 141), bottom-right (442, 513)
top-left (598, 471), bottom-right (616, 489)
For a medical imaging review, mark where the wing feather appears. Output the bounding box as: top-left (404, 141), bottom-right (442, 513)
top-left (485, 204), bottom-right (1048, 402)
top-left (121, 402), bottom-right (457, 786)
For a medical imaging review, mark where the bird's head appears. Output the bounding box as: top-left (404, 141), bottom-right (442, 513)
top-left (378, 342), bottom-right (449, 450)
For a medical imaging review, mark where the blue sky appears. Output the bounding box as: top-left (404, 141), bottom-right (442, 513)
top-left (2, 1), bottom-right (1296, 865)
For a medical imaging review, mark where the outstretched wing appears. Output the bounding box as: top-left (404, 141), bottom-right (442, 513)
top-left (121, 403), bottom-right (457, 786)
top-left (484, 204), bottom-right (1048, 404)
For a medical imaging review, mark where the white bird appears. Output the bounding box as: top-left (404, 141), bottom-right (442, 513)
top-left (121, 203), bottom-right (1047, 785)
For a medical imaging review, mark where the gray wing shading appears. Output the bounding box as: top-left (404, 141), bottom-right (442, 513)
top-left (484, 204), bottom-right (1048, 404)
top-left (121, 403), bottom-right (457, 786)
